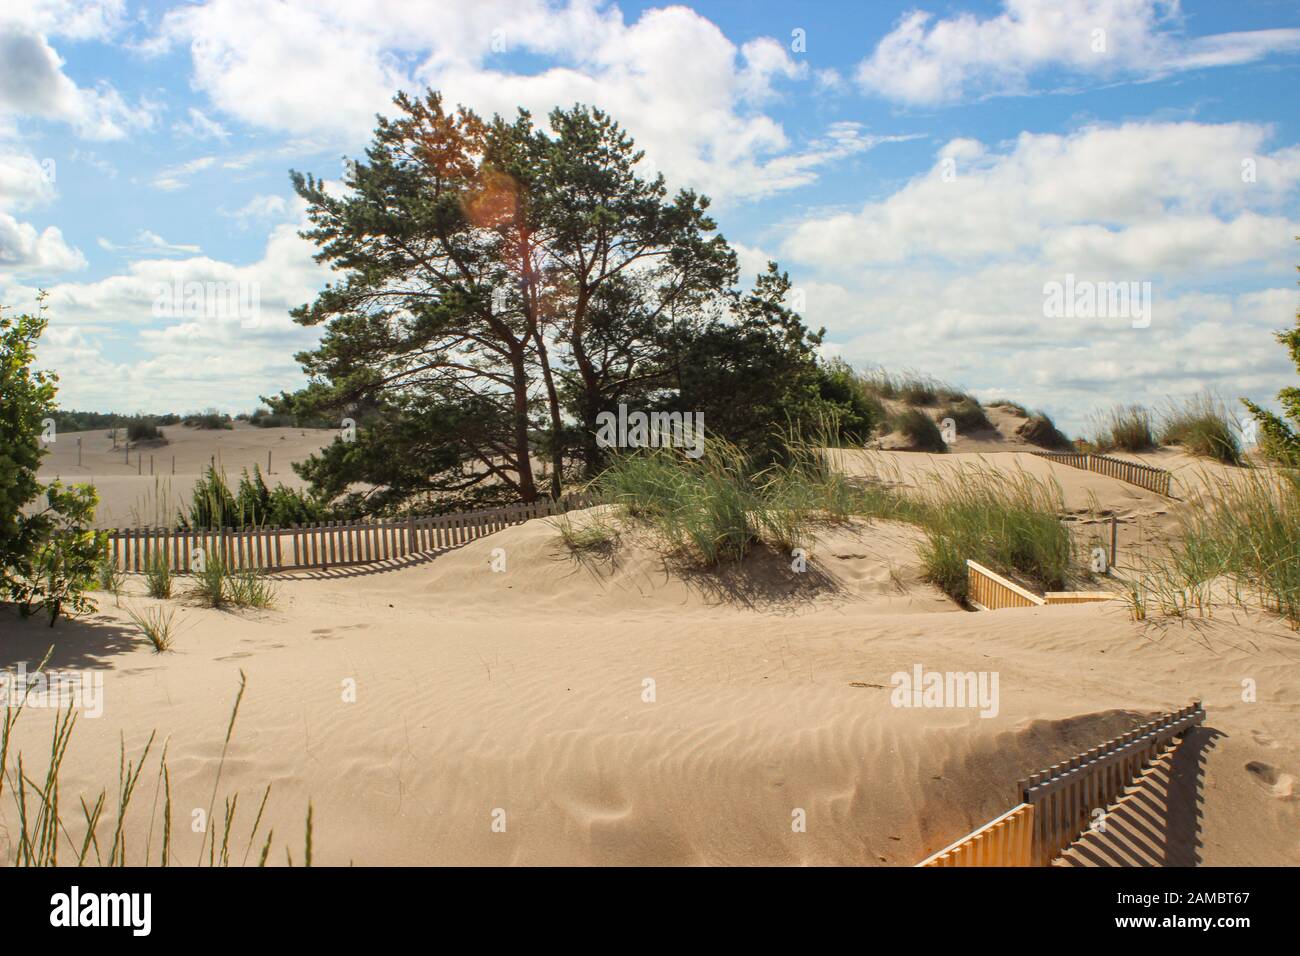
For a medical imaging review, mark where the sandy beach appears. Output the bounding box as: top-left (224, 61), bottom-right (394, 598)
top-left (4, 451), bottom-right (1296, 866)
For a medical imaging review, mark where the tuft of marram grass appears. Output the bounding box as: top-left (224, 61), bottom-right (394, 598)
top-left (1091, 404), bottom-right (1156, 453)
top-left (889, 408), bottom-right (948, 453)
top-left (1159, 393), bottom-right (1243, 465)
top-left (190, 548), bottom-right (227, 607)
top-left (1017, 411), bottom-right (1073, 450)
top-left (127, 604), bottom-right (177, 653)
top-left (95, 555), bottom-right (125, 597)
top-left (144, 549), bottom-right (172, 599)
top-left (1121, 467), bottom-right (1299, 626)
top-left (226, 567), bottom-right (278, 609)
top-left (551, 509), bottom-right (619, 552)
top-left (939, 397), bottom-right (992, 435)
top-left (912, 464), bottom-right (1074, 603)
top-left (1, 657), bottom-right (308, 866)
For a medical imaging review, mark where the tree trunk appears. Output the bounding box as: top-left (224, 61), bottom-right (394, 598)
top-left (509, 348), bottom-right (538, 502)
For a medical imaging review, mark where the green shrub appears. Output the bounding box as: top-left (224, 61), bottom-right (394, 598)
top-left (184, 410), bottom-right (233, 430)
top-left (126, 418), bottom-right (165, 443)
top-left (1, 298), bottom-right (106, 625)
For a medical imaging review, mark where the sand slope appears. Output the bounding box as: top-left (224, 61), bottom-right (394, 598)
top-left (2, 502), bottom-right (1296, 866)
top-left (35, 422), bottom-right (339, 529)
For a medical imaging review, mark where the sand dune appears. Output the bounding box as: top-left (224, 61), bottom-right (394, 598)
top-left (2, 493), bottom-right (1296, 866)
top-left (35, 422), bottom-right (339, 529)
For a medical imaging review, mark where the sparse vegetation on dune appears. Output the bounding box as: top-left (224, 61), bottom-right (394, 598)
top-left (552, 509), bottom-right (619, 552)
top-left (911, 465), bottom-right (1074, 604)
top-left (1017, 411), bottom-right (1073, 450)
top-left (939, 397), bottom-right (992, 435)
top-left (987, 399), bottom-right (1029, 417)
top-left (888, 408), bottom-right (948, 453)
top-left (144, 550), bottom-right (172, 599)
top-left (188, 548), bottom-right (277, 610)
top-left (1160, 393), bottom-right (1243, 465)
top-left (0, 666), bottom-right (311, 866)
top-left (592, 427), bottom-right (1079, 605)
top-left (127, 604), bottom-right (177, 653)
top-left (1122, 467), bottom-right (1300, 627)
top-left (1090, 404), bottom-right (1157, 453)
top-left (858, 367), bottom-right (972, 408)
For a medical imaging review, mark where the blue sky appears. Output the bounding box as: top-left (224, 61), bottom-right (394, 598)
top-left (3, 0), bottom-right (1299, 434)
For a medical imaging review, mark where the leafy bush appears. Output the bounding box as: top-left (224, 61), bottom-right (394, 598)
top-left (248, 407), bottom-right (297, 428)
top-left (126, 417), bottom-right (165, 443)
top-left (184, 410), bottom-right (233, 430)
top-left (1, 298), bottom-right (106, 624)
top-left (814, 360), bottom-right (885, 444)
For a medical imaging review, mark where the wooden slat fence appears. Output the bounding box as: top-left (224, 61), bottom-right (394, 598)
top-left (917, 701), bottom-right (1205, 866)
top-left (966, 560), bottom-right (1046, 610)
top-left (106, 495), bottom-right (591, 573)
top-left (1030, 451), bottom-right (1172, 496)
top-left (1043, 591), bottom-right (1120, 605)
top-left (918, 803), bottom-right (1036, 867)
top-left (1020, 701), bottom-right (1205, 866)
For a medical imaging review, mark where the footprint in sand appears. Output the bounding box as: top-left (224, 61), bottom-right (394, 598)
top-left (1251, 731), bottom-right (1279, 749)
top-left (1245, 761), bottom-right (1294, 798)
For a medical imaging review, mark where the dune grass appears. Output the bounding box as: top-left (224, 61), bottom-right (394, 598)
top-left (126, 604), bottom-right (177, 653)
top-left (187, 549), bottom-right (276, 609)
top-left (226, 567), bottom-right (278, 609)
top-left (1159, 393), bottom-right (1243, 465)
top-left (95, 555), bottom-right (125, 599)
top-left (593, 427), bottom-right (1077, 602)
top-left (144, 550), bottom-right (172, 599)
top-left (1091, 404), bottom-right (1157, 453)
top-left (1017, 411), bottom-right (1073, 450)
top-left (889, 408), bottom-right (948, 452)
top-left (190, 549), bottom-right (228, 607)
top-left (595, 440), bottom-right (766, 564)
top-left (551, 509), bottom-right (619, 552)
top-left (1121, 468), bottom-right (1299, 626)
top-left (938, 397), bottom-right (992, 435)
top-left (858, 367), bottom-right (971, 407)
top-left (0, 664), bottom-right (310, 866)
top-left (911, 465), bottom-right (1074, 603)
